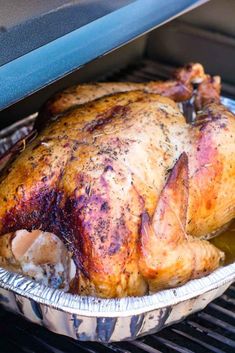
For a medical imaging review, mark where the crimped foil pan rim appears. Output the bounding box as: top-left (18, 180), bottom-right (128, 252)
top-left (0, 263), bottom-right (234, 317)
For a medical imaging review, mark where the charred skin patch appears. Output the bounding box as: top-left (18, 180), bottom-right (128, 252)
top-left (0, 188), bottom-right (88, 279)
top-left (84, 105), bottom-right (130, 133)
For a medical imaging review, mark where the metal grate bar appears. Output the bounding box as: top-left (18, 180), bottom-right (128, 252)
top-left (221, 294), bottom-right (235, 305)
top-left (153, 325), bottom-right (224, 353)
top-left (129, 340), bottom-right (163, 353)
top-left (198, 312), bottom-right (235, 334)
top-left (187, 321), bottom-right (235, 348)
top-left (209, 303), bottom-right (235, 320)
top-left (150, 334), bottom-right (196, 353)
top-left (169, 328), bottom-right (227, 353)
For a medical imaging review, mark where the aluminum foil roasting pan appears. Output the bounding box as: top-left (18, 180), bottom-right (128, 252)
top-left (0, 97), bottom-right (235, 342)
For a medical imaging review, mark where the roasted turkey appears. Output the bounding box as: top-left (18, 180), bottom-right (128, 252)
top-left (0, 63), bottom-right (234, 298)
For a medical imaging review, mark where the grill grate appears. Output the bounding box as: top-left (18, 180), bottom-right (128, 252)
top-left (0, 59), bottom-right (235, 353)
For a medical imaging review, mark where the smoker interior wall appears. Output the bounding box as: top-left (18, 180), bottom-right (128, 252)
top-left (147, 0), bottom-right (235, 89)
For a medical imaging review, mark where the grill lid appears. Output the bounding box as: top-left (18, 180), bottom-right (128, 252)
top-left (0, 0), bottom-right (208, 111)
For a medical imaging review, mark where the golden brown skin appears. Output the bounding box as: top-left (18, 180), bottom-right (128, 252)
top-left (0, 65), bottom-right (234, 298)
top-left (139, 153), bottom-right (223, 292)
top-left (42, 81), bottom-right (192, 118)
top-left (36, 63), bottom-right (206, 130)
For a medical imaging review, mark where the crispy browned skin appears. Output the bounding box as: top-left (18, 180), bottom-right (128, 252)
top-left (36, 63), bottom-right (206, 130)
top-left (194, 75), bottom-right (221, 111)
top-left (139, 153), bottom-right (223, 292)
top-left (42, 81), bottom-right (192, 118)
top-left (0, 66), bottom-right (234, 298)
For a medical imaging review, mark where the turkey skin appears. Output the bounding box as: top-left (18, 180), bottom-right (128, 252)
top-left (0, 64), bottom-right (234, 298)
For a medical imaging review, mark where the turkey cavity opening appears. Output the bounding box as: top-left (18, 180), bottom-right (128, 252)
top-left (0, 229), bottom-right (76, 291)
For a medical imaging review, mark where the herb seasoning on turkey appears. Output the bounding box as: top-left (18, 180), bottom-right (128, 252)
top-left (0, 63), bottom-right (234, 298)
